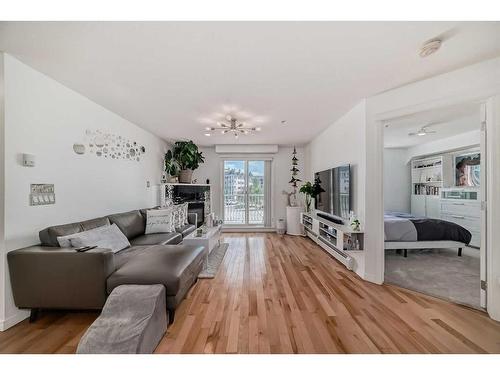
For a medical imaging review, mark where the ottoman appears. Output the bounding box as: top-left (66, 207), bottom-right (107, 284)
top-left (77, 284), bottom-right (167, 354)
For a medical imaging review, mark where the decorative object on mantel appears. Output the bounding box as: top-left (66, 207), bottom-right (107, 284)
top-left (299, 178), bottom-right (324, 213)
top-left (203, 115), bottom-right (262, 139)
top-left (164, 141), bottom-right (204, 183)
top-left (287, 146), bottom-right (301, 206)
top-left (76, 129), bottom-right (146, 161)
top-left (164, 151), bottom-right (179, 182)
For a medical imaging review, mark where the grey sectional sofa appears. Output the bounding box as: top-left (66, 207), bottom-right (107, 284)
top-left (7, 208), bottom-right (206, 323)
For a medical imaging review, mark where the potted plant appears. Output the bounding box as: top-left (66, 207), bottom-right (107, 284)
top-left (164, 140), bottom-right (205, 184)
top-left (299, 177), bottom-right (324, 212)
top-left (164, 150), bottom-right (179, 182)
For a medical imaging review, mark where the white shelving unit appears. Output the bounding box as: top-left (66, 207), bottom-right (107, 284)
top-left (300, 212), bottom-right (364, 273)
top-left (410, 155), bottom-right (452, 218)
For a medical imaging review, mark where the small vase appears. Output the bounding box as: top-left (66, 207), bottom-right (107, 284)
top-left (305, 196), bottom-right (312, 213)
top-left (178, 169), bottom-right (193, 183)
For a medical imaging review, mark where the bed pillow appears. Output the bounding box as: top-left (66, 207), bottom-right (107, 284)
top-left (69, 224), bottom-right (130, 253)
top-left (57, 223), bottom-right (110, 248)
top-left (145, 208), bottom-right (174, 234)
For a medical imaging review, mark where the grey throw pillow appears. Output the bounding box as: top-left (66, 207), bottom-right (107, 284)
top-left (57, 223), bottom-right (110, 247)
top-left (69, 224), bottom-right (130, 253)
top-left (145, 208), bottom-right (174, 234)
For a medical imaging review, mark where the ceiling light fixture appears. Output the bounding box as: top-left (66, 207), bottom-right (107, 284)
top-left (204, 116), bottom-right (262, 138)
top-left (408, 126), bottom-right (437, 137)
top-left (419, 39), bottom-right (442, 58)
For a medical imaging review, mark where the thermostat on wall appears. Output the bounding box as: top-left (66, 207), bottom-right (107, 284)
top-left (23, 153), bottom-right (35, 167)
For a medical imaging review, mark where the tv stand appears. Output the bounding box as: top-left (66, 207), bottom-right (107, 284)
top-left (316, 211), bottom-right (344, 225)
top-left (300, 212), bottom-right (363, 272)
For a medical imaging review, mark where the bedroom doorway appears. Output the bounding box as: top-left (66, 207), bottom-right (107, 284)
top-left (382, 101), bottom-right (485, 309)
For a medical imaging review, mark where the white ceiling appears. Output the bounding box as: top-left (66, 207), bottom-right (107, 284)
top-left (1, 22), bottom-right (499, 146)
top-left (384, 102), bottom-right (480, 148)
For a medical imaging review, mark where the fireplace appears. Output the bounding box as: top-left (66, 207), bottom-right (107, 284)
top-left (187, 201), bottom-right (205, 227)
top-left (160, 183), bottom-right (211, 227)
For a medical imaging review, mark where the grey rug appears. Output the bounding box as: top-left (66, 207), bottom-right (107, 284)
top-left (385, 248), bottom-right (480, 308)
top-left (198, 243), bottom-right (229, 279)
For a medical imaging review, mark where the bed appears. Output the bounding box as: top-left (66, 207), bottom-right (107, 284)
top-left (384, 212), bottom-right (472, 257)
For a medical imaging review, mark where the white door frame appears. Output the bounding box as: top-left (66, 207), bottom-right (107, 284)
top-left (220, 157), bottom-right (272, 228)
top-left (368, 93), bottom-right (500, 320)
top-left (485, 96), bottom-right (500, 320)
top-left (480, 104), bottom-right (487, 308)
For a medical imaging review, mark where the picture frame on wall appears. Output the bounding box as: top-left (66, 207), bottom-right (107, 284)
top-left (455, 151), bottom-right (481, 187)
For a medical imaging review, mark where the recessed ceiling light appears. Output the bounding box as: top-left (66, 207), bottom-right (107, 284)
top-left (255, 127), bottom-right (262, 131)
top-left (205, 127), bottom-right (211, 131)
top-left (281, 120), bottom-right (287, 125)
top-left (204, 133), bottom-right (211, 137)
top-left (419, 39), bottom-right (442, 58)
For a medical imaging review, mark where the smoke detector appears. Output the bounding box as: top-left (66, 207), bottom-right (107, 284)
top-left (419, 39), bottom-right (442, 58)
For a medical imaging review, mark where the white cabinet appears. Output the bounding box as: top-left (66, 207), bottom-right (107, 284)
top-left (286, 206), bottom-right (304, 235)
top-left (411, 195), bottom-right (441, 218)
top-left (425, 195), bottom-right (441, 219)
top-left (441, 188), bottom-right (481, 248)
top-left (411, 195), bottom-right (426, 217)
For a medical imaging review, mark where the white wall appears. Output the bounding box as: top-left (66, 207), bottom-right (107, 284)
top-left (1, 55), bottom-right (168, 330)
top-left (193, 145), bottom-right (305, 227)
top-left (383, 148), bottom-right (410, 213)
top-left (307, 100), bottom-right (366, 223)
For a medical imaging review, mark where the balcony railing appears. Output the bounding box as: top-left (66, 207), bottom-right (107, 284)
top-left (224, 193), bottom-right (264, 224)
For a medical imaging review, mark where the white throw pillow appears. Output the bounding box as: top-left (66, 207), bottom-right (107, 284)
top-left (145, 208), bottom-right (174, 234)
top-left (69, 224), bottom-right (130, 253)
top-left (57, 223), bottom-right (110, 247)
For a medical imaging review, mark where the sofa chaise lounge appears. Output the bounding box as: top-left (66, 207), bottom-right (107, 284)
top-left (7, 208), bottom-right (206, 323)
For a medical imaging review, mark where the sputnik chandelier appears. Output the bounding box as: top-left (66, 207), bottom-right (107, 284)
top-left (204, 115), bottom-right (261, 138)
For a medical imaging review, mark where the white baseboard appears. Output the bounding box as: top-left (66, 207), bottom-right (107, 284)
top-left (0, 310), bottom-right (30, 331)
top-left (364, 272), bottom-right (384, 285)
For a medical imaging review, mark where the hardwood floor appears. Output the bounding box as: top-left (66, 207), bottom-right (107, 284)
top-left (1, 233), bottom-right (500, 354)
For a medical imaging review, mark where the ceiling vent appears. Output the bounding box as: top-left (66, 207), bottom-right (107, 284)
top-left (419, 39), bottom-right (442, 58)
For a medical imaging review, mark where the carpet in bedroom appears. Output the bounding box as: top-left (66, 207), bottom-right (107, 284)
top-left (384, 248), bottom-right (480, 308)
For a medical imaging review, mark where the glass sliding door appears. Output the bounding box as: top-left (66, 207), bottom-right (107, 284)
top-left (247, 160), bottom-right (265, 225)
top-left (223, 160), bottom-right (247, 224)
top-left (223, 160), bottom-right (266, 225)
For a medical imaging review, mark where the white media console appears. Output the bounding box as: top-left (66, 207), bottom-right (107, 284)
top-left (300, 212), bottom-right (364, 271)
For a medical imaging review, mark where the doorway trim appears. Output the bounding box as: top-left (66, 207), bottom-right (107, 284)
top-left (219, 156), bottom-right (273, 229)
top-left (368, 92), bottom-right (500, 320)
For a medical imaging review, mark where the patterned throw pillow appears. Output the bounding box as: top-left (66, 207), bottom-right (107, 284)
top-left (145, 208), bottom-right (174, 234)
top-left (171, 203), bottom-right (189, 229)
top-left (183, 203), bottom-right (189, 225)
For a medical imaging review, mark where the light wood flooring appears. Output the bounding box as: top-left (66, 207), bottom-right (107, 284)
top-left (1, 233), bottom-right (500, 354)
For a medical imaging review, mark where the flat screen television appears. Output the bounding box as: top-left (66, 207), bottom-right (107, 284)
top-left (314, 165), bottom-right (351, 223)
